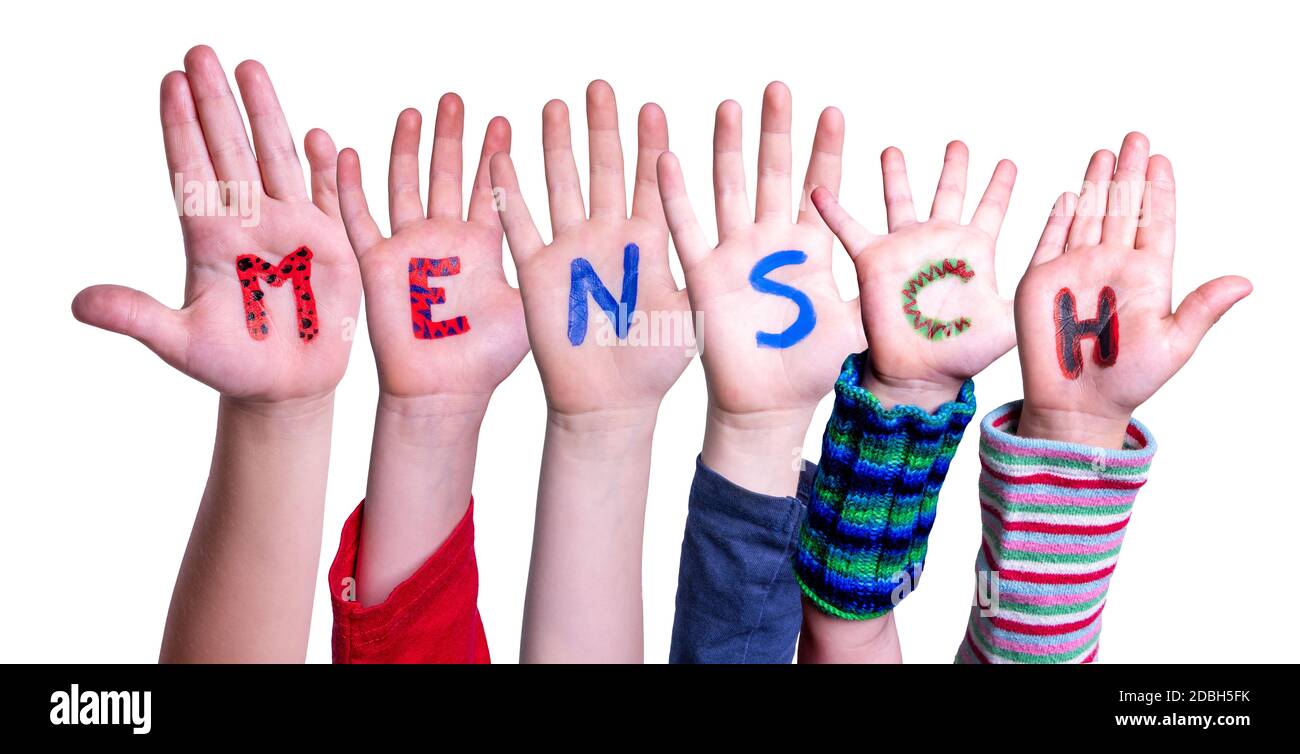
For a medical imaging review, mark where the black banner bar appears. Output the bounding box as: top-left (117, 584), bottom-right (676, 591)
top-left (2, 663), bottom-right (1288, 741)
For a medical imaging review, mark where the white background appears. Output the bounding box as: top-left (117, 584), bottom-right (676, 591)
top-left (2, 0), bottom-right (1296, 663)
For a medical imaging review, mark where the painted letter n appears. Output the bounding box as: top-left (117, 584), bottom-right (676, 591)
top-left (567, 243), bottom-right (639, 346)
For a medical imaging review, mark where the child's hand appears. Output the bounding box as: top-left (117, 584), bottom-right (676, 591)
top-left (72, 46), bottom-right (361, 403)
top-left (811, 141), bottom-right (1019, 409)
top-left (655, 83), bottom-right (865, 419)
top-left (490, 81), bottom-right (690, 417)
top-left (336, 95), bottom-right (527, 402)
top-left (1014, 133), bottom-right (1251, 447)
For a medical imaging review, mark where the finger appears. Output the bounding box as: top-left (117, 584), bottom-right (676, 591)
top-left (1029, 192), bottom-right (1077, 267)
top-left (1136, 154), bottom-right (1176, 257)
top-left (467, 116), bottom-right (512, 226)
top-left (811, 186), bottom-right (873, 258)
top-left (631, 103), bottom-right (669, 224)
top-left (797, 107), bottom-right (845, 228)
top-left (426, 92), bottom-right (465, 221)
top-left (713, 99), bottom-right (749, 240)
top-left (182, 45), bottom-right (258, 184)
top-left (336, 148), bottom-right (384, 257)
top-left (388, 108), bottom-right (426, 232)
top-left (586, 80), bottom-right (626, 219)
top-left (970, 159), bottom-right (1018, 240)
top-left (656, 152), bottom-right (709, 271)
top-left (1171, 276), bottom-right (1253, 356)
top-left (542, 99), bottom-right (586, 233)
top-left (755, 81), bottom-right (793, 223)
top-left (304, 128), bottom-right (340, 218)
top-left (160, 71), bottom-right (216, 190)
top-left (929, 140), bottom-right (968, 223)
top-left (489, 152), bottom-right (545, 263)
top-left (881, 147), bottom-right (917, 231)
top-left (72, 285), bottom-right (187, 367)
top-left (233, 60), bottom-right (306, 201)
top-left (1101, 132), bottom-right (1150, 247)
top-left (1067, 149), bottom-right (1115, 250)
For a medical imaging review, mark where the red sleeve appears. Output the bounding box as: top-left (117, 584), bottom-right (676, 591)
top-left (329, 499), bottom-right (490, 664)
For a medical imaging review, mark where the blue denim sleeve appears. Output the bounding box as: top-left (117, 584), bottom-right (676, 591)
top-left (668, 456), bottom-right (815, 664)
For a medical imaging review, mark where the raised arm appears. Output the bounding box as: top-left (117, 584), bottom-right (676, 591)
top-left (957, 133), bottom-right (1251, 663)
top-left (799, 140), bottom-right (1020, 662)
top-left (325, 95), bottom-right (528, 663)
top-left (655, 83), bottom-right (864, 662)
top-left (71, 46), bottom-right (361, 662)
top-left (490, 82), bottom-right (692, 662)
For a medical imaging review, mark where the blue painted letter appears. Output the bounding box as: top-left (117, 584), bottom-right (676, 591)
top-left (749, 249), bottom-right (816, 348)
top-left (568, 243), bottom-right (640, 346)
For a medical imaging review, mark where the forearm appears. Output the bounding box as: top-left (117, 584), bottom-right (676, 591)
top-left (796, 351), bottom-right (975, 662)
top-left (799, 366), bottom-right (949, 662)
top-left (161, 393), bottom-right (335, 663)
top-left (799, 605), bottom-right (900, 663)
top-left (666, 405), bottom-right (811, 664)
top-left (521, 407), bottom-right (658, 663)
top-left (955, 401), bottom-right (1155, 664)
top-left (668, 455), bottom-right (811, 664)
top-left (355, 393), bottom-right (486, 607)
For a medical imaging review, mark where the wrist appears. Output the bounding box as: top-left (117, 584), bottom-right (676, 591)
top-left (1016, 402), bottom-right (1132, 449)
top-left (546, 404), bottom-right (660, 435)
top-left (860, 364), bottom-right (965, 413)
top-left (701, 404), bottom-right (813, 497)
top-left (543, 406), bottom-right (658, 463)
top-left (219, 392), bottom-right (335, 430)
top-left (374, 392), bottom-right (489, 451)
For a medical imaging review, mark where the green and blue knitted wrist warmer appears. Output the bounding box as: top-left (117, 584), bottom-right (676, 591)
top-left (794, 351), bottom-right (976, 620)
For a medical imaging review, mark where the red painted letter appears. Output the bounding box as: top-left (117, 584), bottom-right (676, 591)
top-left (409, 256), bottom-right (469, 340)
top-left (236, 246), bottom-right (318, 341)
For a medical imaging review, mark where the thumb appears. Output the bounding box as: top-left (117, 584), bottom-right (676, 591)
top-left (336, 147), bottom-right (384, 258)
top-left (810, 186), bottom-right (873, 259)
top-left (489, 151), bottom-right (544, 265)
top-left (72, 285), bottom-right (187, 365)
top-left (1171, 275), bottom-right (1253, 355)
top-left (656, 151), bottom-right (708, 272)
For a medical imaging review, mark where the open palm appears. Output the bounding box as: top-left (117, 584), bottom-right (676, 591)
top-left (490, 82), bottom-right (691, 415)
top-left (72, 46), bottom-right (360, 402)
top-left (1016, 133), bottom-right (1251, 435)
top-left (656, 83), bottom-right (864, 416)
top-left (336, 94), bottom-right (527, 399)
top-left (812, 141), bottom-right (1018, 389)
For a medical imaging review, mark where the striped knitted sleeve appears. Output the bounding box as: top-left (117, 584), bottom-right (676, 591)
top-left (794, 351), bottom-right (976, 620)
top-left (955, 401), bottom-right (1157, 664)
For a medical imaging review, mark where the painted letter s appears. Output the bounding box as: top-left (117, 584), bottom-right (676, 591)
top-left (749, 250), bottom-right (816, 349)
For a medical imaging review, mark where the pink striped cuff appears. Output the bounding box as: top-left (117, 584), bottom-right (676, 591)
top-left (955, 401), bottom-right (1156, 664)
